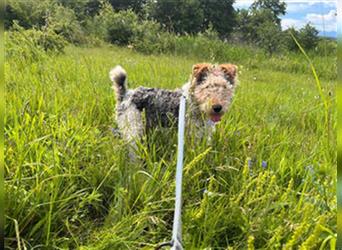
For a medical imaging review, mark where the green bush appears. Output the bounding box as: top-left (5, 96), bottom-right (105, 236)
top-left (5, 0), bottom-right (52, 29)
top-left (315, 39), bottom-right (337, 56)
top-left (93, 3), bottom-right (139, 45)
top-left (5, 23), bottom-right (66, 61)
top-left (284, 24), bottom-right (320, 53)
top-left (130, 31), bottom-right (335, 80)
top-left (145, 0), bottom-right (205, 34)
top-left (47, 4), bottom-right (86, 44)
top-left (6, 0), bottom-right (89, 45)
top-left (106, 10), bottom-right (139, 45)
top-left (132, 20), bottom-right (165, 53)
top-left (91, 3), bottom-right (176, 53)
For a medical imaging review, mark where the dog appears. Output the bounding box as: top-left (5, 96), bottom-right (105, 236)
top-left (109, 63), bottom-right (238, 156)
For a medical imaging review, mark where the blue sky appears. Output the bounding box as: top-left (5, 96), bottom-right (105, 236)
top-left (233, 0), bottom-right (337, 38)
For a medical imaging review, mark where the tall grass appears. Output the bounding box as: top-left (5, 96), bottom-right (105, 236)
top-left (135, 33), bottom-right (336, 81)
top-left (290, 33), bottom-right (330, 126)
top-left (5, 39), bottom-right (336, 249)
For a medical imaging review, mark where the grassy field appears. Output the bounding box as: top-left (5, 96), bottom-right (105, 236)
top-left (5, 44), bottom-right (336, 249)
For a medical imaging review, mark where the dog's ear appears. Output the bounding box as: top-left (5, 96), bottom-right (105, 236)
top-left (220, 64), bottom-right (238, 84)
top-left (192, 63), bottom-right (211, 83)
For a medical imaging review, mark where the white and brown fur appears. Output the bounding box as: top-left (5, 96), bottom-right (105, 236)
top-left (109, 63), bottom-right (238, 154)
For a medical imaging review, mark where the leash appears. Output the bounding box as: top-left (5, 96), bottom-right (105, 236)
top-left (156, 95), bottom-right (186, 250)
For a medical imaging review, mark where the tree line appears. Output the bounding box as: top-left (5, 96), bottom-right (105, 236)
top-left (5, 0), bottom-right (335, 55)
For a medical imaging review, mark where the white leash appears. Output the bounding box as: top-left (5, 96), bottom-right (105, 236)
top-left (171, 94), bottom-right (186, 250)
top-left (156, 95), bottom-right (186, 250)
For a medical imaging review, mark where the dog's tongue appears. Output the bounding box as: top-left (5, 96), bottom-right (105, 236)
top-left (210, 114), bottom-right (221, 123)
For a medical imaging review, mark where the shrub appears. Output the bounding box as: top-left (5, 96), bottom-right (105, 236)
top-left (47, 4), bottom-right (86, 44)
top-left (284, 24), bottom-right (321, 53)
top-left (200, 23), bottom-right (220, 41)
top-left (146, 0), bottom-right (205, 34)
top-left (297, 23), bottom-right (319, 51)
top-left (107, 10), bottom-right (139, 45)
top-left (5, 23), bottom-right (66, 61)
top-left (5, 0), bottom-right (90, 45)
top-left (315, 38), bottom-right (337, 56)
top-left (132, 19), bottom-right (164, 53)
top-left (91, 3), bottom-right (176, 53)
top-left (255, 20), bottom-right (285, 54)
top-left (93, 3), bottom-right (139, 45)
top-left (4, 0), bottom-right (51, 29)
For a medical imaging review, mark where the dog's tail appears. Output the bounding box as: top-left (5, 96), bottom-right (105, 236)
top-left (109, 65), bottom-right (127, 103)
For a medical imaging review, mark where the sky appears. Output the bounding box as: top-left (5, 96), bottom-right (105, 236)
top-left (233, 0), bottom-right (337, 38)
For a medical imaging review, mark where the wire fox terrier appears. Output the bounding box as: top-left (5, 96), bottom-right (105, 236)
top-left (109, 63), bottom-right (238, 153)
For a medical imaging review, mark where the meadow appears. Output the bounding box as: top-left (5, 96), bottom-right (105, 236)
top-left (5, 39), bottom-right (336, 249)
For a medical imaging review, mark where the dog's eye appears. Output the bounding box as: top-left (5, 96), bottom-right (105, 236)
top-left (197, 75), bottom-right (205, 84)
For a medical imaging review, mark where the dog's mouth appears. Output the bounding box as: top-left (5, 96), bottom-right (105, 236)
top-left (209, 113), bottom-right (222, 123)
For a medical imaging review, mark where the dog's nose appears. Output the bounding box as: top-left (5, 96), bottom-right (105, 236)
top-left (212, 104), bottom-right (222, 113)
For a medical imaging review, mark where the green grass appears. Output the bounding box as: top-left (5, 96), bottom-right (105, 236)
top-left (5, 44), bottom-right (336, 249)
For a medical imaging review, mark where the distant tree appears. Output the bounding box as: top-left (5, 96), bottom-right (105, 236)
top-left (57, 0), bottom-right (102, 19)
top-left (4, 0), bottom-right (52, 29)
top-left (146, 0), bottom-right (204, 34)
top-left (248, 8), bottom-right (277, 41)
top-left (5, 0), bottom-right (88, 44)
top-left (47, 4), bottom-right (86, 44)
top-left (283, 27), bottom-right (299, 51)
top-left (250, 0), bottom-right (286, 25)
top-left (199, 0), bottom-right (236, 39)
top-left (298, 23), bottom-right (319, 50)
top-left (255, 18), bottom-right (284, 54)
top-left (93, 2), bottom-right (140, 45)
top-left (145, 0), bottom-right (236, 37)
top-left (108, 0), bottom-right (146, 13)
top-left (235, 0), bottom-right (286, 53)
top-left (5, 4), bottom-right (19, 29)
top-left (284, 23), bottom-right (319, 52)
top-left (234, 9), bottom-right (251, 41)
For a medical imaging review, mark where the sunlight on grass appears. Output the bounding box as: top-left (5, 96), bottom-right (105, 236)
top-left (290, 32), bottom-right (330, 127)
top-left (4, 43), bottom-right (336, 249)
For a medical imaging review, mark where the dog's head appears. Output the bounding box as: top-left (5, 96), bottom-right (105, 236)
top-left (190, 63), bottom-right (238, 123)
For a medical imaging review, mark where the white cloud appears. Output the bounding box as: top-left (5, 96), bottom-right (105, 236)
top-left (281, 18), bottom-right (306, 30)
top-left (234, 0), bottom-right (336, 10)
top-left (281, 10), bottom-right (337, 33)
top-left (233, 1), bottom-right (253, 9)
top-left (306, 9), bottom-right (336, 23)
top-left (285, 2), bottom-right (335, 12)
top-left (284, 0), bottom-right (335, 5)
top-left (306, 9), bottom-right (337, 32)
top-left (235, 0), bottom-right (337, 35)
top-left (286, 3), bottom-right (310, 12)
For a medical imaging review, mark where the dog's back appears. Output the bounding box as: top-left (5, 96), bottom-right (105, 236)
top-left (130, 87), bottom-right (182, 129)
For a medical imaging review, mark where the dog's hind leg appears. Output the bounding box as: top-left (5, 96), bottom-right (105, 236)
top-left (117, 103), bottom-right (144, 161)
